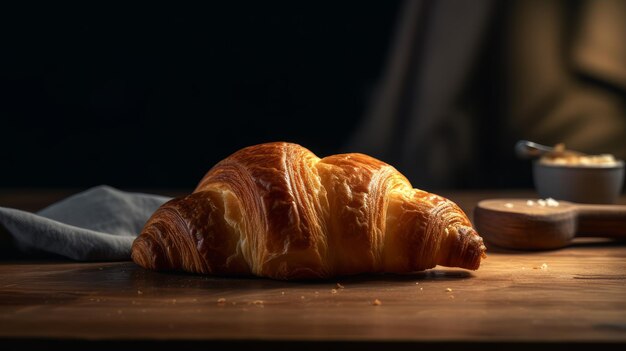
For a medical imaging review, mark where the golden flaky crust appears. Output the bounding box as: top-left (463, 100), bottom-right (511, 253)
top-left (131, 142), bottom-right (486, 279)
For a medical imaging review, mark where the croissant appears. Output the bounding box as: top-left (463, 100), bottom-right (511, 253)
top-left (131, 142), bottom-right (486, 279)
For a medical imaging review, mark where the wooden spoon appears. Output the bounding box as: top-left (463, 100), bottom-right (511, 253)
top-left (474, 199), bottom-right (626, 250)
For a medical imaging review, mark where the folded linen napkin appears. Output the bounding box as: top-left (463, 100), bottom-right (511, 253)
top-left (0, 186), bottom-right (171, 261)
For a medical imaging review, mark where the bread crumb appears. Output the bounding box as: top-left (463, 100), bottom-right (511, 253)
top-left (300, 296), bottom-right (305, 299)
top-left (415, 282), bottom-right (419, 285)
top-left (137, 289), bottom-right (143, 295)
top-left (281, 291), bottom-right (285, 295)
top-left (420, 287), bottom-right (423, 291)
top-left (445, 288), bottom-right (453, 292)
top-left (372, 299), bottom-right (382, 306)
top-left (217, 298), bottom-right (226, 304)
top-left (534, 198), bottom-right (561, 207)
top-left (533, 263), bottom-right (549, 270)
top-left (331, 289), bottom-right (338, 294)
top-left (546, 198), bottom-right (559, 207)
top-left (335, 283), bottom-right (345, 289)
top-left (504, 203), bottom-right (514, 208)
top-left (252, 300), bottom-right (264, 305)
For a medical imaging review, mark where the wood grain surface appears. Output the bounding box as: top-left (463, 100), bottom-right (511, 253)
top-left (1, 189), bottom-right (625, 350)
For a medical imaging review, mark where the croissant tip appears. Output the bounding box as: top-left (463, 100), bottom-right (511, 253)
top-left (131, 235), bottom-right (151, 269)
top-left (439, 225), bottom-right (486, 270)
top-left (131, 231), bottom-right (167, 271)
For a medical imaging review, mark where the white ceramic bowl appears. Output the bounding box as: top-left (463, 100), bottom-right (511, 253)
top-left (533, 160), bottom-right (625, 204)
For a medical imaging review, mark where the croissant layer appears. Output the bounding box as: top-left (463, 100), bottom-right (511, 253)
top-left (131, 142), bottom-right (486, 279)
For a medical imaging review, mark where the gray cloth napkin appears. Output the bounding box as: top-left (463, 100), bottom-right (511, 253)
top-left (0, 185), bottom-right (171, 261)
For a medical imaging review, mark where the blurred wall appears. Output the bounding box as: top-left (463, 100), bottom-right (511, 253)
top-left (2, 1), bottom-right (625, 191)
top-left (347, 0), bottom-right (626, 190)
top-left (0, 2), bottom-right (400, 188)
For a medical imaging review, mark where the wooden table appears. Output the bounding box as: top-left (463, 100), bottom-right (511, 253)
top-left (1, 189), bottom-right (626, 350)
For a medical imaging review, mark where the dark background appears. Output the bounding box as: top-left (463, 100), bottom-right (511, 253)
top-left (1, 2), bottom-right (400, 189)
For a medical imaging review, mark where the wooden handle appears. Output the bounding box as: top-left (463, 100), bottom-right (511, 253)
top-left (575, 204), bottom-right (626, 239)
